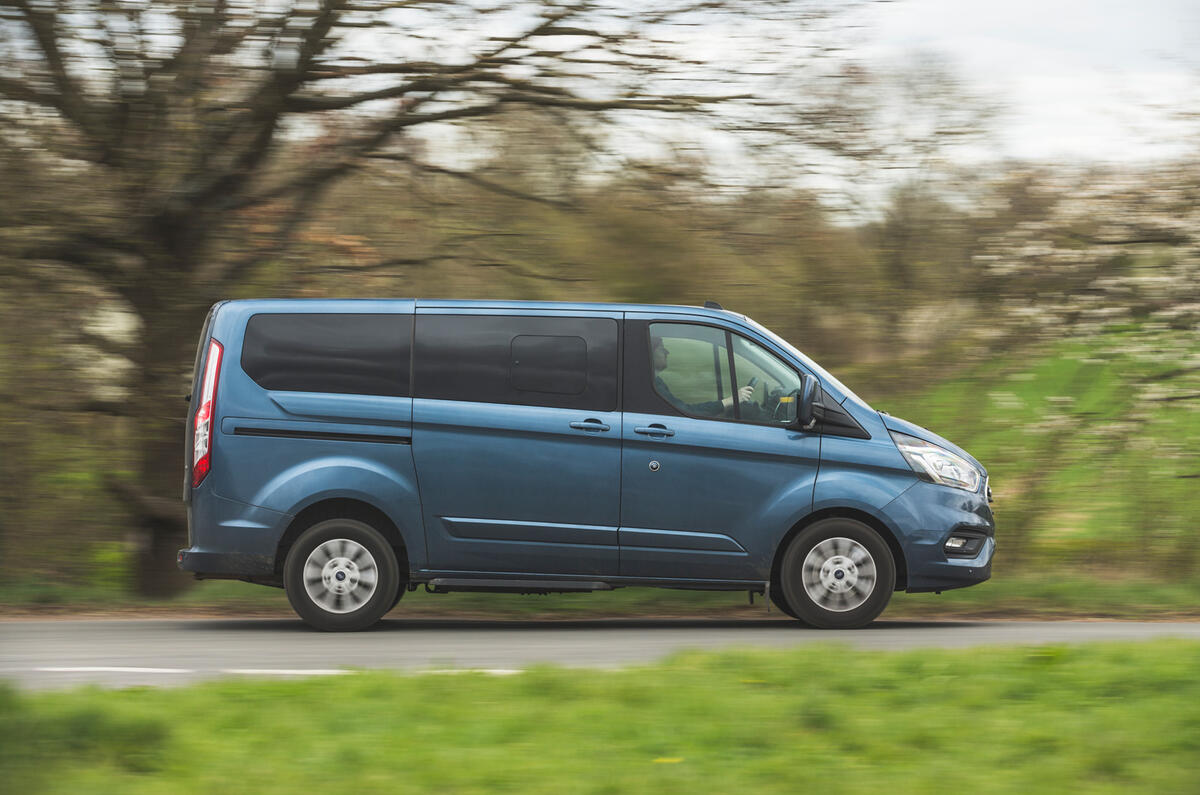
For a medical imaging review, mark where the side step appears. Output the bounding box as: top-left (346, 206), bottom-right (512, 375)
top-left (425, 577), bottom-right (614, 594)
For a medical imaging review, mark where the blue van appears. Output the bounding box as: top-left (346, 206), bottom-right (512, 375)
top-left (179, 299), bottom-right (994, 630)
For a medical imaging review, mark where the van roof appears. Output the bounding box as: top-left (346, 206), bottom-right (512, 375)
top-left (220, 298), bottom-right (746, 321)
top-left (418, 298), bottom-right (746, 320)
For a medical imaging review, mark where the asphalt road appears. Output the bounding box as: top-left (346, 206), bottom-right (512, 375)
top-left (3, 617), bottom-right (1200, 690)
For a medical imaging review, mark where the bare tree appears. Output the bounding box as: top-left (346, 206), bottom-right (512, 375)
top-left (0, 0), bottom-right (860, 594)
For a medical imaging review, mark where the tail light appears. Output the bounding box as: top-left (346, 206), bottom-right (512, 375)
top-left (192, 339), bottom-right (223, 487)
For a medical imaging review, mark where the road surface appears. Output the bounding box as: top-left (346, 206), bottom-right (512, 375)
top-left (3, 617), bottom-right (1199, 690)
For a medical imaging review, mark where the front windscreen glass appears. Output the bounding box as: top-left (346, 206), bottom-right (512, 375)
top-left (742, 316), bottom-right (867, 407)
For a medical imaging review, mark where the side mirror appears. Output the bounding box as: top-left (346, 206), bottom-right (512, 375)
top-left (797, 374), bottom-right (818, 430)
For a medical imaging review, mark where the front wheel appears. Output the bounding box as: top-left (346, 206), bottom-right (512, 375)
top-left (284, 518), bottom-right (400, 631)
top-left (778, 518), bottom-right (896, 629)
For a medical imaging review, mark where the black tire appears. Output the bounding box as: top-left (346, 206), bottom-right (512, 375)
top-left (778, 518), bottom-right (896, 629)
top-left (284, 518), bottom-right (400, 632)
top-left (768, 579), bottom-right (803, 620)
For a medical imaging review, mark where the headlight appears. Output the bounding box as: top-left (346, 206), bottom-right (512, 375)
top-left (890, 432), bottom-right (981, 491)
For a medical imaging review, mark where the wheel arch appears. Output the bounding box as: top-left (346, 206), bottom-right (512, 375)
top-left (275, 497), bottom-right (410, 578)
top-left (770, 507), bottom-right (908, 592)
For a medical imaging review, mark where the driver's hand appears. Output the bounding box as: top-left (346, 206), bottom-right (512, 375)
top-left (722, 385), bottom-right (759, 409)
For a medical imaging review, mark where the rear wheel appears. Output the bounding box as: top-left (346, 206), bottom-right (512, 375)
top-left (284, 518), bottom-right (400, 631)
top-left (778, 518), bottom-right (895, 629)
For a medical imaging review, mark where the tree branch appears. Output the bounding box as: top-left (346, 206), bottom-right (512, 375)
top-left (105, 476), bottom-right (184, 526)
top-left (14, 0), bottom-right (112, 156)
top-left (1063, 228), bottom-right (1190, 247)
top-left (0, 228), bottom-right (141, 288)
top-left (283, 73), bottom-right (477, 112)
top-left (1, 393), bottom-right (129, 417)
top-left (0, 75), bottom-right (67, 112)
top-left (368, 153), bottom-right (577, 210)
top-left (76, 330), bottom-right (137, 361)
top-left (226, 101), bottom-right (507, 212)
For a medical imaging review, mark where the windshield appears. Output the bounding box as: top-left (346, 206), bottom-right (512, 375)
top-left (741, 316), bottom-right (868, 407)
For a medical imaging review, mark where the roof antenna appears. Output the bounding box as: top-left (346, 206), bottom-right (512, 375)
top-left (703, 300), bottom-right (724, 310)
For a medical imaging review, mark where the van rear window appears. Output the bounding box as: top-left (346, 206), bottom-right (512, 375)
top-left (241, 313), bottom-right (411, 396)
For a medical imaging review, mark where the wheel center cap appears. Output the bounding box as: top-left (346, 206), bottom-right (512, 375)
top-left (819, 555), bottom-right (859, 592)
top-left (322, 558), bottom-right (360, 593)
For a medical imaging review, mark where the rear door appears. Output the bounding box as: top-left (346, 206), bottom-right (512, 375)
top-left (209, 302), bottom-right (425, 564)
top-left (412, 308), bottom-right (622, 576)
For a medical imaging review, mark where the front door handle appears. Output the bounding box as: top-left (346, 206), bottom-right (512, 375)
top-left (569, 419), bottom-right (611, 432)
top-left (634, 424), bottom-right (675, 438)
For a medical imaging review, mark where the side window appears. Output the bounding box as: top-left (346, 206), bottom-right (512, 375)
top-left (731, 334), bottom-right (804, 425)
top-left (241, 313), bottom-right (411, 396)
top-left (414, 315), bottom-right (618, 410)
top-left (510, 335), bottom-right (587, 395)
top-left (649, 323), bottom-right (733, 419)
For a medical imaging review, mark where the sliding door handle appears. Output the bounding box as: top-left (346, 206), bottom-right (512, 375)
top-left (634, 424), bottom-right (675, 438)
top-left (569, 419), bottom-right (611, 432)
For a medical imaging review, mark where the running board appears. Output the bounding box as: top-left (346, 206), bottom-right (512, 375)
top-left (425, 578), bottom-right (614, 594)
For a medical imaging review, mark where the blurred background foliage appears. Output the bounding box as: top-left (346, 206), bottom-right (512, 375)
top-left (0, 0), bottom-right (1196, 607)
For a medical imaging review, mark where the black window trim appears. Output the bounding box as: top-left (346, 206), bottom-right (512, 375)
top-left (725, 329), bottom-right (741, 421)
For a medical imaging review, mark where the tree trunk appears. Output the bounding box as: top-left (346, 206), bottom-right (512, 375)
top-left (126, 298), bottom-right (212, 597)
top-left (132, 425), bottom-right (190, 597)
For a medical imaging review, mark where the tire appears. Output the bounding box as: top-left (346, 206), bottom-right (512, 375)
top-left (284, 518), bottom-right (400, 632)
top-left (768, 580), bottom-right (803, 620)
top-left (390, 587), bottom-right (406, 611)
top-left (778, 518), bottom-right (896, 629)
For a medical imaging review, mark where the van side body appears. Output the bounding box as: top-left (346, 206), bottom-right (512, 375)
top-left (180, 299), bottom-right (995, 627)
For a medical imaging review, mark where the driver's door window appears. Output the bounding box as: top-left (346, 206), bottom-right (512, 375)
top-left (731, 334), bottom-right (804, 425)
top-left (649, 323), bottom-right (733, 419)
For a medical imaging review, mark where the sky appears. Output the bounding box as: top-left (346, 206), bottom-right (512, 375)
top-left (861, 0), bottom-right (1199, 162)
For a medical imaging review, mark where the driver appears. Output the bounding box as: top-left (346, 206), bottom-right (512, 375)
top-left (652, 336), bottom-right (754, 417)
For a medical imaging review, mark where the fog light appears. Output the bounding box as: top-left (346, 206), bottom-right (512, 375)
top-left (944, 534), bottom-right (985, 556)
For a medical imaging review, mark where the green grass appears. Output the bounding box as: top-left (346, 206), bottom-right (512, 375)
top-left (872, 326), bottom-right (1200, 568)
top-left (4, 572), bottom-right (1200, 621)
top-left (4, 641), bottom-right (1200, 793)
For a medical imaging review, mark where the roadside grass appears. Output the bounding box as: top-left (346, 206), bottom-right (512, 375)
top-left (4, 573), bottom-right (1200, 621)
top-left (4, 641), bottom-right (1200, 793)
top-left (867, 326), bottom-right (1200, 568)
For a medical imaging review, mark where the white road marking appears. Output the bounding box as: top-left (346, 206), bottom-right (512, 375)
top-left (221, 668), bottom-right (350, 676)
top-left (35, 666), bottom-right (196, 674)
top-left (424, 668), bottom-right (523, 676)
top-left (20, 666), bottom-right (524, 677)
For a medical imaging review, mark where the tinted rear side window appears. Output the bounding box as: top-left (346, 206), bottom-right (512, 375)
top-left (414, 315), bottom-right (618, 410)
top-left (241, 313), bottom-right (411, 396)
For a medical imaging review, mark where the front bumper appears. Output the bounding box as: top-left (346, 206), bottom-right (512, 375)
top-left (905, 535), bottom-right (994, 593)
top-left (880, 480), bottom-right (996, 593)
